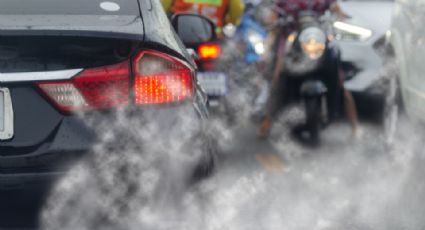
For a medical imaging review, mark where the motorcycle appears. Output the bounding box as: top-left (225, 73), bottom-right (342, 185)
top-left (186, 4), bottom-right (269, 119)
top-left (276, 11), bottom-right (344, 144)
top-left (237, 11), bottom-right (270, 119)
top-left (172, 15), bottom-right (234, 122)
top-left (238, 11), bottom-right (268, 65)
top-left (187, 37), bottom-right (227, 108)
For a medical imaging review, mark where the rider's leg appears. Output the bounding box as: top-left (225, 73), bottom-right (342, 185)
top-left (343, 88), bottom-right (361, 137)
top-left (258, 69), bottom-right (282, 137)
top-left (253, 77), bottom-right (269, 115)
top-left (339, 68), bottom-right (361, 138)
top-left (258, 33), bottom-right (287, 137)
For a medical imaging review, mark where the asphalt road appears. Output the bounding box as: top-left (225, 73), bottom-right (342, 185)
top-left (1, 114), bottom-right (425, 229)
top-left (207, 115), bottom-right (425, 230)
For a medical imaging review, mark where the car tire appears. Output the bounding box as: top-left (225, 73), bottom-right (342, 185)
top-left (191, 135), bottom-right (218, 183)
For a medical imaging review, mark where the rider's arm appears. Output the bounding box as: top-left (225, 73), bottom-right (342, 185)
top-left (160, 0), bottom-right (174, 12)
top-left (329, 1), bottom-right (350, 19)
top-left (226, 0), bottom-right (245, 26)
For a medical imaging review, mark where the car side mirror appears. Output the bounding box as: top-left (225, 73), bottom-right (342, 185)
top-left (171, 14), bottom-right (216, 46)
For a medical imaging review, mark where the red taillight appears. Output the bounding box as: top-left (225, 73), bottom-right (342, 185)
top-left (36, 50), bottom-right (193, 113)
top-left (198, 44), bottom-right (221, 60)
top-left (37, 62), bottom-right (130, 113)
top-left (133, 51), bottom-right (193, 105)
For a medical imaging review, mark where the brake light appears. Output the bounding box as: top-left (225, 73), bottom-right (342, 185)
top-left (36, 50), bottom-right (193, 113)
top-left (37, 62), bottom-right (130, 113)
top-left (133, 51), bottom-right (193, 105)
top-left (198, 44), bottom-right (221, 60)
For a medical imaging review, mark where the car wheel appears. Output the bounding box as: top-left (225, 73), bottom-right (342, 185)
top-left (191, 135), bottom-right (218, 183)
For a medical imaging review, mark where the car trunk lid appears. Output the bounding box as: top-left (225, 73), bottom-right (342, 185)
top-left (0, 0), bottom-right (144, 40)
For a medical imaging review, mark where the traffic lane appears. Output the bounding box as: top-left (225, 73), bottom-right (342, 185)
top-left (218, 122), bottom-right (285, 172)
top-left (0, 117), bottom-right (422, 229)
top-left (211, 118), bottom-right (425, 229)
top-left (0, 125), bottom-right (405, 228)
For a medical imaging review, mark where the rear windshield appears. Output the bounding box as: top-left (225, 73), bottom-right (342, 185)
top-left (0, 36), bottom-right (138, 73)
top-left (0, 0), bottom-right (140, 15)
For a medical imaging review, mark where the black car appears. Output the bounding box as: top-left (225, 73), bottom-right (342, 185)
top-left (0, 0), bottom-right (217, 193)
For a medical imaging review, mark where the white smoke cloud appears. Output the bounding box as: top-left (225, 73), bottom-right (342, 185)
top-left (39, 35), bottom-right (425, 230)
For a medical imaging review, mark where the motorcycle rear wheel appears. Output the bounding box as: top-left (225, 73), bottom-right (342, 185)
top-left (305, 97), bottom-right (321, 145)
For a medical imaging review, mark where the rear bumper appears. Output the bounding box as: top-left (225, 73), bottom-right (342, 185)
top-left (0, 145), bottom-right (88, 190)
top-left (0, 171), bottom-right (64, 190)
top-left (0, 103), bottom-right (206, 186)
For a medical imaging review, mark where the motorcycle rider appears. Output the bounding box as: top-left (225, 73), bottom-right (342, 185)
top-left (258, 0), bottom-right (361, 139)
top-left (160, 0), bottom-right (245, 35)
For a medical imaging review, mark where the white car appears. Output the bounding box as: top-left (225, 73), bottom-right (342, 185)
top-left (391, 0), bottom-right (425, 123)
top-left (336, 0), bottom-right (393, 117)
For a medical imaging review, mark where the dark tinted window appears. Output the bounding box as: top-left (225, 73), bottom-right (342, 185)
top-left (0, 0), bottom-right (140, 15)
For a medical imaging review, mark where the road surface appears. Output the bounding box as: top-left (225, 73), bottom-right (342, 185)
top-left (1, 115), bottom-right (425, 229)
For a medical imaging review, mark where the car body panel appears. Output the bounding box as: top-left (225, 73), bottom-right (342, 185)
top-left (140, 0), bottom-right (194, 64)
top-left (0, 69), bottom-right (82, 82)
top-left (0, 86), bottom-right (63, 149)
top-left (391, 0), bottom-right (425, 121)
top-left (0, 0), bottom-right (145, 40)
top-left (0, 0), bottom-right (141, 15)
top-left (0, 15), bottom-right (145, 40)
top-left (139, 0), bottom-right (208, 115)
top-left (339, 1), bottom-right (393, 92)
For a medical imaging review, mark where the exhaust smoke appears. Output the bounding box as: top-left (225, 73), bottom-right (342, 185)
top-left (40, 38), bottom-right (425, 230)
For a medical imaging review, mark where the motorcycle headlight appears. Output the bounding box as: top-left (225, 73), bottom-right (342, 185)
top-left (333, 21), bottom-right (373, 41)
top-left (299, 27), bottom-right (326, 60)
top-left (254, 42), bottom-right (265, 55)
top-left (223, 24), bottom-right (237, 38)
top-left (247, 29), bottom-right (265, 55)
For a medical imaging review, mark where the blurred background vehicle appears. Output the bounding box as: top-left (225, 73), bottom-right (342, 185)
top-left (336, 0), bottom-right (394, 120)
top-left (238, 3), bottom-right (269, 117)
top-left (263, 8), bottom-right (349, 144)
top-left (389, 0), bottom-right (425, 142)
top-left (220, 1), bottom-right (270, 120)
top-left (161, 0), bottom-right (245, 109)
top-left (233, 3), bottom-right (268, 65)
top-left (191, 36), bottom-right (228, 103)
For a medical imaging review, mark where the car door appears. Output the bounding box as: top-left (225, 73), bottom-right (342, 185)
top-left (392, 0), bottom-right (425, 119)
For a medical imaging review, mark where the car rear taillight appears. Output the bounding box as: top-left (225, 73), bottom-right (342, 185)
top-left (133, 51), bottom-right (193, 105)
top-left (198, 43), bottom-right (221, 60)
top-left (36, 50), bottom-right (193, 113)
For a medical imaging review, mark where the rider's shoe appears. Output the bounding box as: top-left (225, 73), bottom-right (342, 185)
top-left (351, 126), bottom-right (364, 141)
